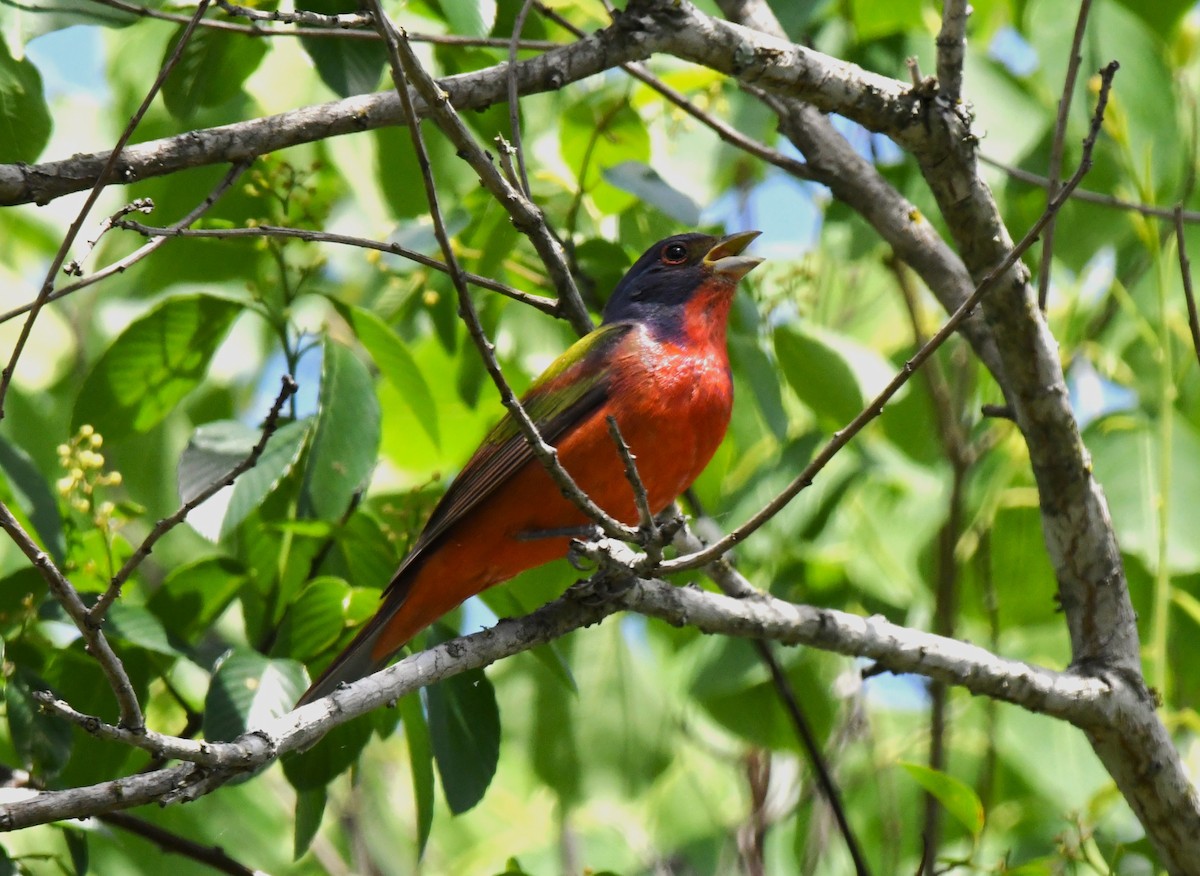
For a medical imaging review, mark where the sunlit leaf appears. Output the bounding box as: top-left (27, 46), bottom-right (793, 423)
top-left (301, 339), bottom-right (381, 521)
top-left (0, 39), bottom-right (50, 163)
top-left (204, 650), bottom-right (306, 742)
top-left (899, 762), bottom-right (985, 837)
top-left (73, 295), bottom-right (242, 441)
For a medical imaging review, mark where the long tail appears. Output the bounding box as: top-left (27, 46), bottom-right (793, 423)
top-left (295, 609), bottom-right (394, 706)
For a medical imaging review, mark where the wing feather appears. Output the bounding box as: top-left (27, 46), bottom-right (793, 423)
top-left (382, 322), bottom-right (633, 594)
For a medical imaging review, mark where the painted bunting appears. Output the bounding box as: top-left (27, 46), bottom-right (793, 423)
top-left (297, 230), bottom-right (762, 705)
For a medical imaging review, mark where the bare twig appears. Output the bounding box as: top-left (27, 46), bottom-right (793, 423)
top-left (536, 3), bottom-right (812, 181)
top-left (0, 0), bottom-right (212, 420)
top-left (981, 155), bottom-right (1200, 223)
top-left (1176, 206), bottom-right (1200, 372)
top-left (98, 812), bottom-right (257, 876)
top-left (752, 638), bottom-right (870, 876)
top-left (935, 0), bottom-right (969, 103)
top-left (87, 0), bottom-right (563, 46)
top-left (1037, 0), bottom-right (1094, 310)
top-left (507, 0), bottom-right (539, 197)
top-left (106, 221), bottom-right (559, 317)
top-left (372, 7), bottom-right (591, 335)
top-left (367, 3), bottom-right (636, 541)
top-left (0, 162), bottom-right (251, 326)
top-left (88, 375), bottom-right (298, 622)
top-left (0, 504), bottom-right (143, 729)
top-left (63, 198), bottom-right (155, 277)
top-left (604, 415), bottom-right (664, 567)
top-left (663, 61), bottom-right (1119, 575)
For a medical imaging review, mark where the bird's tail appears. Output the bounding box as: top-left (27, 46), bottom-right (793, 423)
top-left (295, 610), bottom-right (392, 707)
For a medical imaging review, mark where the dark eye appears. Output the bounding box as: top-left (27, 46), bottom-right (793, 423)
top-left (661, 242), bottom-right (688, 265)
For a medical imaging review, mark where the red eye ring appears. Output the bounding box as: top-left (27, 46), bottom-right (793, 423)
top-left (661, 242), bottom-right (688, 265)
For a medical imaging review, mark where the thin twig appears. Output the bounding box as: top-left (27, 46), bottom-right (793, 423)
top-left (1038, 0), bottom-right (1094, 310)
top-left (935, 0), bottom-right (969, 103)
top-left (1176, 206), bottom-right (1200, 372)
top-left (662, 61), bottom-right (1120, 575)
top-left (87, 0), bottom-right (564, 46)
top-left (88, 375), bottom-right (297, 622)
top-left (605, 415), bottom-right (664, 568)
top-left (0, 162), bottom-right (251, 327)
top-left (981, 155), bottom-right (1200, 223)
top-left (0, 504), bottom-right (144, 729)
top-left (98, 812), bottom-right (257, 876)
top-left (367, 3), bottom-right (637, 542)
top-left (753, 639), bottom-right (871, 876)
top-left (367, 6), bottom-right (591, 334)
top-left (106, 221), bottom-right (560, 317)
top-left (507, 0), bottom-right (538, 197)
top-left (0, 0), bottom-right (213, 420)
top-left (537, 3), bottom-right (811, 182)
top-left (63, 198), bottom-right (155, 277)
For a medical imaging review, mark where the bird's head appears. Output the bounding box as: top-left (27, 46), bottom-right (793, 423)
top-left (601, 231), bottom-right (763, 331)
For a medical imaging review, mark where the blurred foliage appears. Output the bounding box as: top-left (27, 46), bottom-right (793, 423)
top-left (0, 0), bottom-right (1198, 873)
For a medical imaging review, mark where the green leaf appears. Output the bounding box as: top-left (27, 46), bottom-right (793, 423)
top-left (560, 98), bottom-right (650, 214)
top-left (399, 692), bottom-right (435, 858)
top-left (161, 24), bottom-right (268, 120)
top-left (293, 787), bottom-right (326, 861)
top-left (6, 669), bottom-right (72, 779)
top-left (849, 0), bottom-right (925, 39)
top-left (204, 650), bottom-right (307, 742)
top-left (62, 827), bottom-right (88, 876)
top-left (298, 0), bottom-right (385, 97)
top-left (73, 294), bottom-right (242, 441)
top-left (106, 603), bottom-right (179, 656)
top-left (774, 321), bottom-right (901, 426)
top-left (602, 161), bottom-right (701, 225)
top-left (0, 39), bottom-right (51, 163)
top-left (301, 340), bottom-right (381, 521)
top-left (334, 512), bottom-right (398, 593)
top-left (225, 419), bottom-right (312, 536)
top-left (271, 576), bottom-right (352, 662)
top-left (148, 556), bottom-right (247, 643)
top-left (337, 303), bottom-right (440, 447)
top-left (282, 713), bottom-right (373, 790)
top-left (1087, 416), bottom-right (1200, 574)
top-left (439, 0), bottom-right (496, 38)
top-left (899, 762), bottom-right (985, 837)
top-left (426, 626), bottom-right (500, 814)
top-left (0, 434), bottom-right (65, 563)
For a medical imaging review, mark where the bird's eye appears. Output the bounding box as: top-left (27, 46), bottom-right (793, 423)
top-left (661, 242), bottom-right (688, 265)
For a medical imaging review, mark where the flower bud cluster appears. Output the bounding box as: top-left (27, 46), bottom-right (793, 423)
top-left (56, 425), bottom-right (122, 528)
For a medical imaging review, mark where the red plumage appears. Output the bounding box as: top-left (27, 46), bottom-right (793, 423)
top-left (297, 231), bottom-right (761, 706)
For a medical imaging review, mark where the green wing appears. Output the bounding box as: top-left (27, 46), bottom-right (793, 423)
top-left (386, 322), bottom-right (633, 589)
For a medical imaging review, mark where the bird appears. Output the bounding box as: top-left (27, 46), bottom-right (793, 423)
top-left (297, 230), bottom-right (762, 706)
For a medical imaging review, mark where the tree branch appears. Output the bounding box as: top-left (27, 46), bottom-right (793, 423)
top-left (3, 571), bottom-right (1150, 831)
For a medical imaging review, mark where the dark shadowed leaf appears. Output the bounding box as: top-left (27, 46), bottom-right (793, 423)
top-left (161, 24), bottom-right (268, 120)
top-left (293, 786), bottom-right (326, 861)
top-left (0, 435), bottom-right (64, 562)
top-left (426, 626), bottom-right (500, 814)
top-left (399, 692), bottom-right (435, 858)
top-left (6, 669), bottom-right (72, 779)
top-left (148, 556), bottom-right (247, 642)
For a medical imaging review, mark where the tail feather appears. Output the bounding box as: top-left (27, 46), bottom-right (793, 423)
top-left (295, 615), bottom-right (390, 707)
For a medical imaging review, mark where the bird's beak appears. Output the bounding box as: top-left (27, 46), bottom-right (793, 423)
top-left (704, 230), bottom-right (764, 282)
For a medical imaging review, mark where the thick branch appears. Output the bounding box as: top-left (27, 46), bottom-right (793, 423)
top-left (2, 572), bottom-right (1144, 831)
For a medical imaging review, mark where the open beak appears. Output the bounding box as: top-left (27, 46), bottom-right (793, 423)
top-left (704, 230), bottom-right (764, 282)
